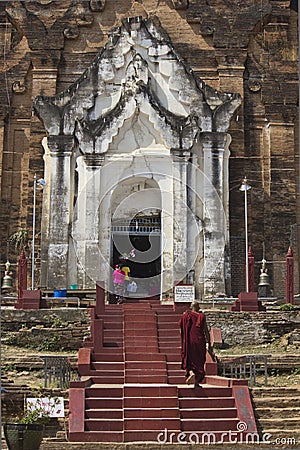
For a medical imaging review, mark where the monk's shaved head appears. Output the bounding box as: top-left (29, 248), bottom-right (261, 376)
top-left (190, 301), bottom-right (200, 312)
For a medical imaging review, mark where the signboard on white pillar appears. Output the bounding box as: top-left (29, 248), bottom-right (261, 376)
top-left (174, 284), bottom-right (195, 303)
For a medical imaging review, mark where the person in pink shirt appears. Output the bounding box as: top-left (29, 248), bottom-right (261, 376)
top-left (113, 265), bottom-right (125, 303)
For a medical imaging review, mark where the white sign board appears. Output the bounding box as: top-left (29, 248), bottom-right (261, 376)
top-left (174, 285), bottom-right (195, 303)
top-left (26, 397), bottom-right (65, 418)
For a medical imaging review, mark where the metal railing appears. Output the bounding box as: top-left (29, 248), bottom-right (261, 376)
top-left (220, 354), bottom-right (271, 387)
top-left (111, 225), bottom-right (160, 235)
top-left (42, 356), bottom-right (71, 389)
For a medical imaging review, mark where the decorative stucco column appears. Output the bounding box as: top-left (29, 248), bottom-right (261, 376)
top-left (71, 154), bottom-right (104, 288)
top-left (156, 161), bottom-right (174, 294)
top-left (171, 150), bottom-right (190, 284)
top-left (200, 131), bottom-right (231, 297)
top-left (44, 135), bottom-right (74, 289)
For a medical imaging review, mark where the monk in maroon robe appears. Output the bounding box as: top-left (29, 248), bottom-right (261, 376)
top-left (178, 301), bottom-right (211, 387)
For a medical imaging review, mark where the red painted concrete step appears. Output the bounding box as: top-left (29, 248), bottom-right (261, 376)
top-left (86, 409), bottom-right (123, 419)
top-left (180, 407), bottom-right (237, 419)
top-left (85, 386), bottom-right (123, 398)
top-left (181, 418), bottom-right (240, 432)
top-left (85, 398), bottom-right (123, 409)
top-left (178, 386), bottom-right (233, 397)
top-left (69, 295), bottom-right (255, 444)
top-left (124, 408), bottom-right (179, 418)
top-left (69, 431), bottom-right (123, 443)
top-left (92, 353), bottom-right (123, 362)
top-left (125, 352), bottom-right (165, 361)
top-left (124, 396), bottom-right (178, 408)
top-left (91, 362), bottom-right (124, 370)
top-left (125, 361), bottom-right (166, 369)
top-left (85, 419), bottom-right (123, 431)
top-left (180, 396), bottom-right (236, 408)
top-left (89, 375), bottom-right (125, 383)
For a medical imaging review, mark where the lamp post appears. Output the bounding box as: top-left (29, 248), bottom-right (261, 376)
top-left (32, 173), bottom-right (46, 290)
top-left (239, 176), bottom-right (251, 292)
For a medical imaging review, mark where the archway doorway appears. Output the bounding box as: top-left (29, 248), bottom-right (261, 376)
top-left (110, 178), bottom-right (162, 298)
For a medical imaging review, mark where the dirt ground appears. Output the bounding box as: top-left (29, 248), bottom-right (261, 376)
top-left (1, 332), bottom-right (300, 389)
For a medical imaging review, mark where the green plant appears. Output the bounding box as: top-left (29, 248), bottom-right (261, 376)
top-left (279, 303), bottom-right (297, 311)
top-left (14, 395), bottom-right (60, 425)
top-left (43, 314), bottom-right (67, 328)
top-left (8, 228), bottom-right (28, 254)
top-left (5, 335), bottom-right (19, 346)
top-left (2, 363), bottom-right (17, 373)
top-left (34, 335), bottom-right (62, 351)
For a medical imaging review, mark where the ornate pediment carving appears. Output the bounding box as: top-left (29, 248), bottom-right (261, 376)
top-left (34, 17), bottom-right (241, 152)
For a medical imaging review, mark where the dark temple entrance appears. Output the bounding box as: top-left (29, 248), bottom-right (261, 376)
top-left (111, 215), bottom-right (161, 298)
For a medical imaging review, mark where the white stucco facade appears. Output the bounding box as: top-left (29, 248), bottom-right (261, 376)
top-left (34, 17), bottom-right (241, 299)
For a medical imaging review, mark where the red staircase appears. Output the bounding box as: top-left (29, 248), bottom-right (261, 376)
top-left (69, 283), bottom-right (257, 443)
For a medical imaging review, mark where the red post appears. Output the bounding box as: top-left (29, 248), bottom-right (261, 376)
top-left (18, 250), bottom-right (27, 300)
top-left (248, 246), bottom-right (255, 292)
top-left (286, 246), bottom-right (294, 305)
top-left (96, 281), bottom-right (105, 315)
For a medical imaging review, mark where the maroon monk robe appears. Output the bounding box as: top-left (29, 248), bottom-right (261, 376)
top-left (178, 310), bottom-right (207, 383)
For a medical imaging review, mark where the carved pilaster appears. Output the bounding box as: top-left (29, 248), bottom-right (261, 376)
top-left (42, 135), bottom-right (75, 288)
top-left (171, 150), bottom-right (190, 284)
top-left (199, 131), bottom-right (231, 297)
top-left (84, 154), bottom-right (105, 169)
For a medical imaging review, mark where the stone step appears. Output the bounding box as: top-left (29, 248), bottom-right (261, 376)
top-left (258, 418), bottom-right (300, 429)
top-left (255, 407), bottom-right (300, 419)
top-left (253, 397), bottom-right (298, 408)
top-left (256, 429), bottom-right (300, 441)
top-left (220, 354), bottom-right (300, 372)
top-left (251, 387), bottom-right (300, 397)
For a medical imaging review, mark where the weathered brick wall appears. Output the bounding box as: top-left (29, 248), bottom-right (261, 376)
top-left (0, 1), bottom-right (298, 296)
top-left (205, 310), bottom-right (300, 347)
top-left (1, 308), bottom-right (90, 350)
top-left (1, 307), bottom-right (299, 349)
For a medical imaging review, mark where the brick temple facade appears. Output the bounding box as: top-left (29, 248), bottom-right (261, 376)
top-left (0, 1), bottom-right (298, 298)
